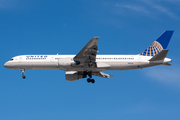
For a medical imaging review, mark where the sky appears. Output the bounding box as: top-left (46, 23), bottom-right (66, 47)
top-left (0, 0), bottom-right (180, 120)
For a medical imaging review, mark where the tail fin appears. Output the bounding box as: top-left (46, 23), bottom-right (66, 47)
top-left (140, 31), bottom-right (174, 56)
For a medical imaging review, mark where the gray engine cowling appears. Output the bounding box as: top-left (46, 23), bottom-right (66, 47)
top-left (65, 71), bottom-right (86, 81)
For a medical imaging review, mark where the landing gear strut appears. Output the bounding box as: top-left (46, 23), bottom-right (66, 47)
top-left (20, 69), bottom-right (26, 79)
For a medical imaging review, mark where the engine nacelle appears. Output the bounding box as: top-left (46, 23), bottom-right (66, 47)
top-left (58, 59), bottom-right (75, 66)
top-left (65, 71), bottom-right (86, 81)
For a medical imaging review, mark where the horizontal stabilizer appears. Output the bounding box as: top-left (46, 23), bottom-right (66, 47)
top-left (92, 72), bottom-right (114, 78)
top-left (149, 49), bottom-right (169, 61)
top-left (162, 63), bottom-right (171, 66)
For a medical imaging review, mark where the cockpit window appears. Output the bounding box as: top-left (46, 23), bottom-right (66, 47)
top-left (9, 58), bottom-right (14, 61)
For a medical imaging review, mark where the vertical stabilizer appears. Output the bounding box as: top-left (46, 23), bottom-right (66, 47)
top-left (140, 31), bottom-right (173, 56)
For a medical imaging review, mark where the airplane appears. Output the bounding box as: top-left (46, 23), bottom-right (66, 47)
top-left (4, 31), bottom-right (173, 83)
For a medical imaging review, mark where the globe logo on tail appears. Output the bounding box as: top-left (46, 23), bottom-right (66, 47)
top-left (140, 41), bottom-right (163, 56)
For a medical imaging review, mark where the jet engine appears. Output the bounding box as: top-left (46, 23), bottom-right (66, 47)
top-left (65, 71), bottom-right (86, 81)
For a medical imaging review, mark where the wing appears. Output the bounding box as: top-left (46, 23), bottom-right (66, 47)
top-left (92, 72), bottom-right (114, 78)
top-left (73, 37), bottom-right (99, 67)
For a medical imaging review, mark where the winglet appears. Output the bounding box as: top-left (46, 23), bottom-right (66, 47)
top-left (149, 49), bottom-right (169, 61)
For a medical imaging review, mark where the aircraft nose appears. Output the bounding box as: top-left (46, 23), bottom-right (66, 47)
top-left (4, 62), bottom-right (10, 68)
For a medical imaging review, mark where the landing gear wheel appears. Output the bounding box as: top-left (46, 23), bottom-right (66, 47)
top-left (20, 69), bottom-right (26, 79)
top-left (87, 78), bottom-right (95, 83)
top-left (22, 75), bottom-right (26, 79)
top-left (91, 79), bottom-right (95, 83)
top-left (87, 78), bottom-right (91, 83)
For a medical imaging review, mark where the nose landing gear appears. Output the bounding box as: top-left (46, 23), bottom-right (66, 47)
top-left (22, 75), bottom-right (26, 79)
top-left (20, 69), bottom-right (26, 79)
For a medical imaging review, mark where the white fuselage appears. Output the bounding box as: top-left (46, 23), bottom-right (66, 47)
top-left (4, 54), bottom-right (172, 71)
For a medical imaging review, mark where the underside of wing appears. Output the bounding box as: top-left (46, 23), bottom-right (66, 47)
top-left (65, 71), bottom-right (113, 81)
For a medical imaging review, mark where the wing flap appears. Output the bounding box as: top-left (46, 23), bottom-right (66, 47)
top-left (92, 72), bottom-right (114, 78)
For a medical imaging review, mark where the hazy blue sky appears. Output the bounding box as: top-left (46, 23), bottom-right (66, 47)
top-left (1, 0), bottom-right (180, 120)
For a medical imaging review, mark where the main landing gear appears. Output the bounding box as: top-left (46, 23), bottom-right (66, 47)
top-left (20, 69), bottom-right (26, 79)
top-left (87, 78), bottom-right (95, 83)
top-left (84, 71), bottom-right (95, 83)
